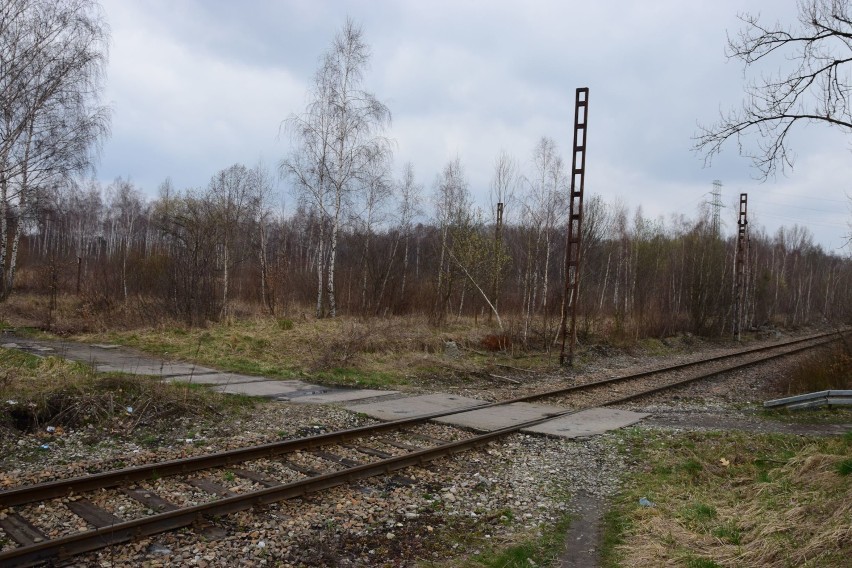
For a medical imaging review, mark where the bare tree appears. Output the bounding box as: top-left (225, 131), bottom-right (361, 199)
top-left (208, 164), bottom-right (258, 318)
top-left (355, 152), bottom-right (393, 313)
top-left (516, 137), bottom-right (566, 343)
top-left (489, 150), bottom-right (517, 313)
top-left (392, 162), bottom-right (423, 306)
top-left (490, 149), bottom-right (517, 223)
top-left (695, 0), bottom-right (852, 177)
top-left (433, 157), bottom-right (472, 319)
top-left (151, 187), bottom-right (222, 325)
top-left (281, 17), bottom-right (391, 317)
top-left (105, 178), bottom-right (143, 303)
top-left (0, 0), bottom-right (110, 300)
top-left (250, 163), bottom-right (278, 315)
top-left (530, 137), bottom-right (567, 315)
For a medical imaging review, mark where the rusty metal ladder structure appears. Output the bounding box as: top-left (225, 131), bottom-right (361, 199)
top-left (560, 87), bottom-right (589, 365)
top-left (733, 193), bottom-right (748, 340)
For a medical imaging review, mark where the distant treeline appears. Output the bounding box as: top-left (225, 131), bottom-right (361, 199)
top-left (14, 156), bottom-right (852, 344)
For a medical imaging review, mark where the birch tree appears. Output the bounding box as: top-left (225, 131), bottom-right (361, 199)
top-left (281, 18), bottom-right (391, 317)
top-left (433, 157), bottom-right (472, 320)
top-left (106, 178), bottom-right (143, 303)
top-left (208, 164), bottom-right (258, 318)
top-left (392, 162), bottom-right (423, 306)
top-left (356, 153), bottom-right (392, 312)
top-left (0, 0), bottom-right (110, 300)
top-left (250, 164), bottom-right (278, 315)
top-left (489, 150), bottom-right (517, 314)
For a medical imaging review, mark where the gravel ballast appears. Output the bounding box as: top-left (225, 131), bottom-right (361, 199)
top-left (1, 330), bottom-right (848, 566)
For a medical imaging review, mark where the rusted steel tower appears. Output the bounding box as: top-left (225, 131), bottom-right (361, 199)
top-left (492, 202), bottom-right (504, 313)
top-left (710, 180), bottom-right (723, 237)
top-left (559, 87), bottom-right (589, 366)
top-left (733, 193), bottom-right (748, 340)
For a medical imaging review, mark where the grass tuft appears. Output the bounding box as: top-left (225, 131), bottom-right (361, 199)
top-left (0, 348), bottom-right (254, 435)
top-left (467, 511), bottom-right (573, 568)
top-left (68, 315), bottom-right (515, 389)
top-left (604, 430), bottom-right (852, 568)
top-left (685, 557), bottom-right (722, 568)
top-left (783, 344), bottom-right (851, 394)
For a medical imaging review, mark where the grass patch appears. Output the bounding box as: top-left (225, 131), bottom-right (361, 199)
top-left (314, 367), bottom-right (404, 389)
top-left (711, 521), bottom-right (742, 545)
top-left (600, 507), bottom-right (632, 562)
top-left (69, 315), bottom-right (510, 389)
top-left (460, 511), bottom-right (573, 568)
top-left (762, 406), bottom-right (852, 425)
top-left (684, 557), bottom-right (722, 568)
top-left (1, 296), bottom-right (730, 389)
top-left (602, 430), bottom-right (852, 567)
top-left (0, 347), bottom-right (255, 435)
top-left (782, 343), bottom-right (851, 394)
top-left (682, 502), bottom-right (717, 527)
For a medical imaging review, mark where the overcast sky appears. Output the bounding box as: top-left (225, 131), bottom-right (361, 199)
top-left (96, 0), bottom-right (851, 252)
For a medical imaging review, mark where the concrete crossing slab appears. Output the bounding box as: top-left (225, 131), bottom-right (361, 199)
top-left (94, 362), bottom-right (212, 376)
top-left (212, 380), bottom-right (320, 397)
top-left (433, 402), bottom-right (566, 431)
top-left (283, 389), bottom-right (399, 404)
top-left (345, 393), bottom-right (485, 421)
top-left (523, 407), bottom-right (649, 438)
top-left (163, 372), bottom-right (270, 385)
top-left (0, 334), bottom-right (400, 404)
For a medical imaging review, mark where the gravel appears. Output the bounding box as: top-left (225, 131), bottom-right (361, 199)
top-left (0, 397), bottom-right (633, 566)
top-left (74, 432), bottom-right (630, 567)
top-left (1, 328), bottom-right (845, 566)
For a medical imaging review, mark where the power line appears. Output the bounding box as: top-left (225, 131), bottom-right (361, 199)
top-left (748, 200), bottom-right (843, 215)
top-left (751, 211), bottom-right (849, 229)
top-left (751, 189), bottom-right (849, 204)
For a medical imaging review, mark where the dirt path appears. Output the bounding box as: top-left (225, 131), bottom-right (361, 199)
top-left (642, 410), bottom-right (850, 436)
top-left (556, 411), bottom-right (849, 566)
top-left (557, 492), bottom-right (605, 568)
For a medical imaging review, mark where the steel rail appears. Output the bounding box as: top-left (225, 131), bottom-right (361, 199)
top-left (0, 422), bottom-right (519, 567)
top-left (512, 331), bottom-right (842, 404)
top-left (602, 335), bottom-right (842, 405)
top-left (0, 330), bottom-right (840, 510)
top-left (0, 329), bottom-right (840, 567)
top-left (0, 330), bottom-right (842, 567)
top-left (0, 413), bottom-right (446, 508)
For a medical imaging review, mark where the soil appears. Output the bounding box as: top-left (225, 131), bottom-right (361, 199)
top-left (642, 410), bottom-right (850, 436)
top-left (2, 329), bottom-right (849, 567)
top-left (557, 492), bottom-right (605, 568)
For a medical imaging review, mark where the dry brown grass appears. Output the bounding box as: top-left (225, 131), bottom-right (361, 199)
top-left (48, 312), bottom-right (542, 389)
top-left (0, 348), bottom-right (253, 437)
top-left (608, 431), bottom-right (852, 568)
top-left (783, 344), bottom-right (852, 394)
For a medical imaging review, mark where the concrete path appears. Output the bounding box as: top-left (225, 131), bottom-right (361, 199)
top-left (1, 334), bottom-right (651, 439)
top-left (0, 334), bottom-right (396, 404)
top-left (347, 393), bottom-right (650, 439)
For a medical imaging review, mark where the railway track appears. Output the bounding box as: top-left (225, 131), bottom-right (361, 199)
top-left (0, 330), bottom-right (843, 566)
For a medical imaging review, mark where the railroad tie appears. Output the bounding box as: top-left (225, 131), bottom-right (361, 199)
top-left (0, 513), bottom-right (46, 546)
top-left (381, 439), bottom-right (425, 452)
top-left (311, 451), bottom-right (362, 468)
top-left (122, 488), bottom-right (179, 513)
top-left (343, 444), bottom-right (394, 459)
top-left (281, 460), bottom-right (322, 477)
top-left (231, 468), bottom-right (283, 488)
top-left (186, 478), bottom-right (237, 498)
top-left (66, 498), bottom-right (123, 528)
